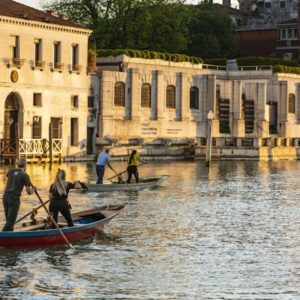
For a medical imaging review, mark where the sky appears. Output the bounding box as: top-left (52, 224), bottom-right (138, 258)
top-left (15, 0), bottom-right (239, 10)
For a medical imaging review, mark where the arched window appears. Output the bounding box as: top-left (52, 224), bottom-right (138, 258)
top-left (190, 86), bottom-right (199, 109)
top-left (166, 85), bottom-right (176, 108)
top-left (288, 93), bottom-right (295, 113)
top-left (141, 83), bottom-right (151, 107)
top-left (114, 82), bottom-right (125, 106)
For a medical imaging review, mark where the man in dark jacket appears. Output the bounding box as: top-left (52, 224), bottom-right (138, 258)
top-left (2, 158), bottom-right (35, 231)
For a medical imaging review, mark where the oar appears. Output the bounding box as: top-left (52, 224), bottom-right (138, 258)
top-left (15, 199), bottom-right (51, 224)
top-left (34, 190), bottom-right (73, 249)
top-left (107, 162), bottom-right (146, 181)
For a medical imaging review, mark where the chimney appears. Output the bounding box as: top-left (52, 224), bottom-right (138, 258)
top-left (223, 0), bottom-right (231, 7)
top-left (46, 10), bottom-right (58, 17)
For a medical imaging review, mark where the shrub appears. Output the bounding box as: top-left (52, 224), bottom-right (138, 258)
top-left (273, 65), bottom-right (300, 75)
top-left (204, 58), bottom-right (227, 66)
top-left (96, 49), bottom-right (203, 64)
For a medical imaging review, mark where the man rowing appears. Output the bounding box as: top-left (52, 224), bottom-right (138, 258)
top-left (2, 158), bottom-right (35, 231)
top-left (96, 148), bottom-right (116, 184)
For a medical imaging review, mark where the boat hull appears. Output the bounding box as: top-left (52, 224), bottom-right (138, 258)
top-left (0, 205), bottom-right (125, 248)
top-left (82, 176), bottom-right (168, 192)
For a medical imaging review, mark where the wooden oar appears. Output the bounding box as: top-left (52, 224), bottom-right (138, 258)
top-left (15, 199), bottom-right (51, 224)
top-left (34, 190), bottom-right (73, 249)
top-left (107, 162), bottom-right (146, 181)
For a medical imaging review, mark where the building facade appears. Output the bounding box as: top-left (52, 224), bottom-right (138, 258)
top-left (95, 55), bottom-right (300, 160)
top-left (0, 0), bottom-right (92, 162)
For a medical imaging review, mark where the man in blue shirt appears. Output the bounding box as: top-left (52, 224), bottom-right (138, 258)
top-left (96, 148), bottom-right (115, 184)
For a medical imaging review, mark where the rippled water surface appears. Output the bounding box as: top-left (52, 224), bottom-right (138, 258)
top-left (1, 160), bottom-right (300, 299)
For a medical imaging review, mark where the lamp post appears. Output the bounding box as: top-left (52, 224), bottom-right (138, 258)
top-left (205, 110), bottom-right (214, 167)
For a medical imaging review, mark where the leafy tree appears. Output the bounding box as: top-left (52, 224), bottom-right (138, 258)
top-left (43, 0), bottom-right (188, 53)
top-left (186, 3), bottom-right (237, 59)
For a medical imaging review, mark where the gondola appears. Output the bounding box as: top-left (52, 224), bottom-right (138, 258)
top-left (79, 175), bottom-right (168, 192)
top-left (0, 204), bottom-right (125, 248)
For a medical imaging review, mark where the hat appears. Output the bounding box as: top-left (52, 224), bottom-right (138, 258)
top-left (17, 158), bottom-right (27, 168)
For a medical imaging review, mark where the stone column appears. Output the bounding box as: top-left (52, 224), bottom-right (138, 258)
top-left (181, 73), bottom-right (189, 121)
top-left (278, 80), bottom-right (288, 136)
top-left (231, 80), bottom-right (244, 137)
top-left (151, 70), bottom-right (159, 120)
top-left (207, 74), bottom-right (216, 114)
top-left (296, 83), bottom-right (300, 122)
top-left (255, 82), bottom-right (268, 138)
top-left (126, 68), bottom-right (140, 121)
top-left (175, 73), bottom-right (182, 121)
top-left (99, 71), bottom-right (115, 138)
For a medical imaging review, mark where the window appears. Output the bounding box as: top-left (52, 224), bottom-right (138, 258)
top-left (218, 98), bottom-right (230, 133)
top-left (88, 96), bottom-right (94, 108)
top-left (288, 93), bottom-right (295, 113)
top-left (71, 118), bottom-right (79, 146)
top-left (72, 44), bottom-right (79, 71)
top-left (114, 82), bottom-right (125, 106)
top-left (280, 1), bottom-right (285, 8)
top-left (280, 28), bottom-right (298, 40)
top-left (51, 118), bottom-right (62, 139)
top-left (71, 95), bottom-right (79, 108)
top-left (141, 83), bottom-right (151, 107)
top-left (33, 93), bottom-right (42, 107)
top-left (166, 85), bottom-right (176, 108)
top-left (53, 42), bottom-right (61, 68)
top-left (264, 1), bottom-right (271, 8)
top-left (34, 39), bottom-right (42, 66)
top-left (190, 86), bottom-right (199, 109)
top-left (10, 35), bottom-right (19, 59)
top-left (32, 116), bottom-right (42, 139)
top-left (243, 99), bottom-right (255, 134)
top-left (268, 102), bottom-right (278, 134)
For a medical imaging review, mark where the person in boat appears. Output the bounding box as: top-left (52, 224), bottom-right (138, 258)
top-left (2, 158), bottom-right (35, 232)
top-left (127, 150), bottom-right (145, 183)
top-left (96, 148), bottom-right (116, 184)
top-left (49, 169), bottom-right (81, 227)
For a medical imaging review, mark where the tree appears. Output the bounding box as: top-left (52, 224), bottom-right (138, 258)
top-left (186, 3), bottom-right (237, 59)
top-left (43, 0), bottom-right (189, 53)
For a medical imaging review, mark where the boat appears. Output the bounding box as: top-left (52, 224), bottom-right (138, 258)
top-left (0, 204), bottom-right (125, 248)
top-left (79, 175), bottom-right (168, 192)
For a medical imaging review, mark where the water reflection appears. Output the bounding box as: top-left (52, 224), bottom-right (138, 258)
top-left (1, 161), bottom-right (300, 298)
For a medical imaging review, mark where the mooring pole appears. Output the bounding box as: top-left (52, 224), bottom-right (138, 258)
top-left (49, 122), bottom-right (53, 165)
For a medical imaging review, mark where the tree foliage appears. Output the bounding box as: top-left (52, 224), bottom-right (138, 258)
top-left (44, 0), bottom-right (237, 58)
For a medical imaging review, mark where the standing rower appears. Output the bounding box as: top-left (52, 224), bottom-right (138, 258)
top-left (2, 158), bottom-right (35, 231)
top-left (96, 148), bottom-right (116, 184)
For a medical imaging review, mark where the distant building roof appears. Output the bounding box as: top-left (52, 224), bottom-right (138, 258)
top-left (278, 18), bottom-right (300, 25)
top-left (212, 3), bottom-right (248, 16)
top-left (0, 0), bottom-right (89, 30)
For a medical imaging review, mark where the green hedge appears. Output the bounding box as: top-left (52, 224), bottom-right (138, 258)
top-left (237, 56), bottom-right (296, 67)
top-left (273, 65), bottom-right (300, 75)
top-left (97, 49), bottom-right (203, 64)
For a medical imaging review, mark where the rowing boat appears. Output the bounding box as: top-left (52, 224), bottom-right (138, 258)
top-left (0, 204), bottom-right (125, 248)
top-left (80, 175), bottom-right (168, 192)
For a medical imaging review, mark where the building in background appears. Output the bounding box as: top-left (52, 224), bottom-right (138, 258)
top-left (0, 0), bottom-right (92, 162)
top-left (95, 54), bottom-right (300, 160)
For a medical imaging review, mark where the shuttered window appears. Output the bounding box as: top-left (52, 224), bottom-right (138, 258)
top-left (141, 83), bottom-right (151, 107)
top-left (288, 93), bottom-right (295, 113)
top-left (190, 86), bottom-right (199, 109)
top-left (71, 118), bottom-right (78, 146)
top-left (218, 98), bottom-right (230, 133)
top-left (114, 82), bottom-right (125, 106)
top-left (166, 85), bottom-right (176, 108)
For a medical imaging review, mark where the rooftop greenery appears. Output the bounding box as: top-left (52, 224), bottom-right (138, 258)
top-left (97, 49), bottom-right (203, 64)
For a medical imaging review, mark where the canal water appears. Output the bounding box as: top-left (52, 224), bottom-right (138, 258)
top-left (0, 160), bottom-right (300, 299)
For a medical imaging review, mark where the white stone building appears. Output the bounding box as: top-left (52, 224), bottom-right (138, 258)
top-left (0, 0), bottom-right (92, 162)
top-left (96, 55), bottom-right (300, 160)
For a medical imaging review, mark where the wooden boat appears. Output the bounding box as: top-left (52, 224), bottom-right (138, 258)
top-left (0, 204), bottom-right (125, 248)
top-left (80, 175), bottom-right (168, 192)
